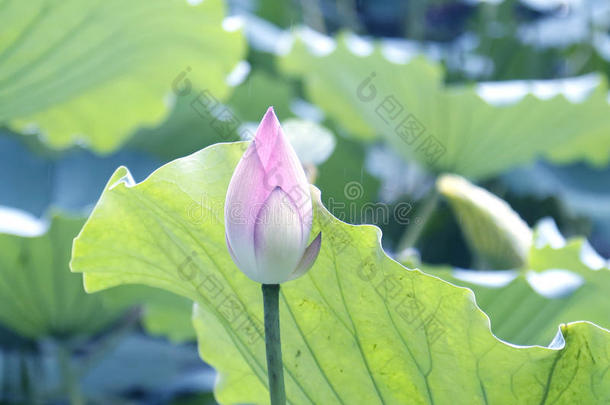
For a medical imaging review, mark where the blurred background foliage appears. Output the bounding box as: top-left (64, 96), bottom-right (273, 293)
top-left (1, 0), bottom-right (609, 403)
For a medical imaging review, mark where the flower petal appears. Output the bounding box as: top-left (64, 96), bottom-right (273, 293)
top-left (288, 232), bottom-right (322, 281)
top-left (254, 107), bottom-right (282, 168)
top-left (253, 187), bottom-right (305, 284)
top-left (224, 142), bottom-right (271, 279)
top-left (253, 107), bottom-right (313, 244)
top-left (225, 233), bottom-right (243, 268)
top-left (225, 107), bottom-right (316, 283)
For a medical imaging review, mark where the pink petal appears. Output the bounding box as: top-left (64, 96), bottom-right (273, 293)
top-left (252, 107), bottom-right (313, 245)
top-left (253, 187), bottom-right (305, 284)
top-left (225, 107), bottom-right (316, 283)
top-left (288, 232), bottom-right (322, 281)
top-left (224, 143), bottom-right (271, 279)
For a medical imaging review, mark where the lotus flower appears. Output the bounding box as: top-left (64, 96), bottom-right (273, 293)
top-left (225, 107), bottom-right (322, 284)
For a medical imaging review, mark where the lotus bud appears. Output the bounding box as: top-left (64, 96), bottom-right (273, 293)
top-left (225, 107), bottom-right (322, 284)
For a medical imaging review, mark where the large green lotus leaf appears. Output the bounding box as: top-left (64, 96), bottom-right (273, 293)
top-left (426, 244), bottom-right (609, 346)
top-left (527, 219), bottom-right (609, 282)
top-left (424, 219), bottom-right (610, 346)
top-left (0, 214), bottom-right (124, 338)
top-left (437, 173), bottom-right (533, 269)
top-left (0, 0), bottom-right (244, 153)
top-left (422, 166), bottom-right (609, 345)
top-left (279, 34), bottom-right (442, 143)
top-left (97, 283), bottom-right (197, 343)
top-left (127, 70), bottom-right (296, 161)
top-left (528, 237), bottom-right (610, 335)
top-left (71, 142), bottom-right (610, 404)
top-left (278, 33), bottom-right (610, 179)
top-left (139, 289), bottom-right (196, 342)
top-left (0, 210), bottom-right (194, 341)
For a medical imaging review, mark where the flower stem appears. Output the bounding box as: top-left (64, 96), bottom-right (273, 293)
top-left (58, 344), bottom-right (84, 405)
top-left (262, 283), bottom-right (286, 405)
top-left (396, 187), bottom-right (440, 252)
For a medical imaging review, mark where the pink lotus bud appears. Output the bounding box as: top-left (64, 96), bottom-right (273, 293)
top-left (225, 107), bottom-right (322, 284)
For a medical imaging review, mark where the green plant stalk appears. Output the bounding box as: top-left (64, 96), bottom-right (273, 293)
top-left (406, 0), bottom-right (426, 40)
top-left (262, 284), bottom-right (286, 405)
top-left (58, 344), bottom-right (84, 405)
top-left (397, 187), bottom-right (440, 252)
top-left (19, 352), bottom-right (33, 403)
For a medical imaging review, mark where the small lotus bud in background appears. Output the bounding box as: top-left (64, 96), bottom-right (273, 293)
top-left (224, 107), bottom-right (322, 285)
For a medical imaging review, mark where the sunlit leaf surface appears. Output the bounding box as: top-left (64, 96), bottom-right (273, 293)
top-left (0, 214), bottom-right (121, 338)
top-left (0, 0), bottom-right (245, 153)
top-left (426, 233), bottom-right (610, 346)
top-left (279, 33), bottom-right (610, 179)
top-left (71, 142), bottom-right (610, 404)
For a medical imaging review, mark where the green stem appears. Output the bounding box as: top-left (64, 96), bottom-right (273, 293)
top-left (18, 351), bottom-right (34, 403)
top-left (262, 284), bottom-right (286, 405)
top-left (406, 0), bottom-right (426, 41)
top-left (397, 187), bottom-right (440, 252)
top-left (58, 344), bottom-right (84, 405)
